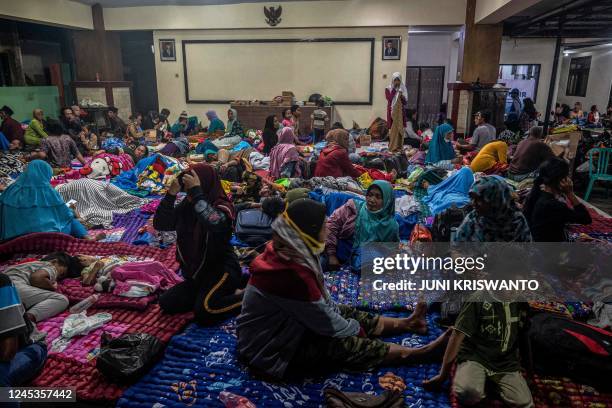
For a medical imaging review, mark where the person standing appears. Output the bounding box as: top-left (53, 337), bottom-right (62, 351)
top-left (0, 105), bottom-right (25, 145)
top-left (310, 99), bottom-right (329, 143)
top-left (385, 72), bottom-right (407, 152)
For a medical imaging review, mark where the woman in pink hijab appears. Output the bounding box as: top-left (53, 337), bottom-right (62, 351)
top-left (269, 127), bottom-right (301, 179)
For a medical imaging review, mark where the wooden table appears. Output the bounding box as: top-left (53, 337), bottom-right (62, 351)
top-left (231, 104), bottom-right (334, 136)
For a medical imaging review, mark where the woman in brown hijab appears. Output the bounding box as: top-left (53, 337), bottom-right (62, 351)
top-left (314, 129), bottom-right (362, 178)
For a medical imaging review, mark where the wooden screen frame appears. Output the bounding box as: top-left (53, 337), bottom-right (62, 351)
top-left (182, 38), bottom-right (375, 105)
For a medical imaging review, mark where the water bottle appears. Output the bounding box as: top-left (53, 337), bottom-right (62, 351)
top-left (69, 294), bottom-right (99, 314)
top-left (219, 391), bottom-right (256, 408)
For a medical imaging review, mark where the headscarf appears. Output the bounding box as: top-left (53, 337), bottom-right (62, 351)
top-left (325, 129), bottom-right (350, 150)
top-left (0, 160), bottom-right (75, 240)
top-left (262, 115), bottom-right (278, 154)
top-left (226, 108), bottom-right (238, 132)
top-left (455, 176), bottom-right (532, 242)
top-left (353, 180), bottom-right (399, 247)
top-left (425, 123), bottom-right (455, 164)
top-left (278, 126), bottom-right (295, 144)
top-left (387, 72), bottom-right (408, 108)
top-left (206, 110), bottom-right (218, 121)
top-left (172, 163), bottom-right (236, 281)
top-left (269, 128), bottom-right (301, 179)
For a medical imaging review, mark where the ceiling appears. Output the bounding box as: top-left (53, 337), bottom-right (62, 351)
top-left (70, 0), bottom-right (331, 7)
top-left (504, 0), bottom-right (612, 38)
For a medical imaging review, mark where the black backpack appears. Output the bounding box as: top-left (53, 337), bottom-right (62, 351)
top-left (528, 313), bottom-right (612, 391)
top-left (235, 209), bottom-right (273, 247)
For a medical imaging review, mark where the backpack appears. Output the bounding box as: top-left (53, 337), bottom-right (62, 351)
top-left (528, 313), bottom-right (612, 391)
top-left (431, 205), bottom-right (472, 242)
top-left (235, 209), bottom-right (273, 247)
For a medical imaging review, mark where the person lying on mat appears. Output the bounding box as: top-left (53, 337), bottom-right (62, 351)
top-left (523, 157), bottom-right (591, 242)
top-left (324, 180), bottom-right (399, 271)
top-left (4, 252), bottom-right (85, 322)
top-left (0, 274), bottom-right (48, 397)
top-left (237, 198), bottom-right (458, 380)
top-left (0, 160), bottom-right (89, 241)
top-left (423, 293), bottom-right (534, 408)
top-left (153, 163), bottom-right (246, 326)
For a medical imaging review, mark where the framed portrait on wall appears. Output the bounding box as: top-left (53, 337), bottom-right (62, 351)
top-left (382, 36), bottom-right (401, 60)
top-left (159, 39), bottom-right (176, 61)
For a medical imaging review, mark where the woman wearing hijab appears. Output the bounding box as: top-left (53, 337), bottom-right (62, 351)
top-left (425, 123), bottom-right (462, 170)
top-left (0, 160), bottom-right (88, 240)
top-left (24, 109), bottom-right (48, 148)
top-left (314, 129), bottom-right (362, 178)
top-left (385, 72), bottom-right (408, 152)
top-left (237, 198), bottom-right (441, 380)
top-left (262, 115), bottom-right (279, 155)
top-left (454, 176), bottom-right (531, 242)
top-left (224, 109), bottom-right (244, 138)
top-left (269, 127), bottom-right (301, 179)
top-left (469, 140), bottom-right (508, 173)
top-left (206, 110), bottom-right (225, 135)
top-left (325, 180), bottom-right (399, 271)
top-left (153, 163), bottom-right (245, 325)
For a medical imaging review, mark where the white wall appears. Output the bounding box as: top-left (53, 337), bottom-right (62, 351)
top-left (153, 27), bottom-right (408, 128)
top-left (105, 0), bottom-right (466, 30)
top-left (0, 0), bottom-right (93, 29)
top-left (499, 37), bottom-right (561, 113)
top-left (407, 32), bottom-right (459, 101)
top-left (557, 47), bottom-right (612, 112)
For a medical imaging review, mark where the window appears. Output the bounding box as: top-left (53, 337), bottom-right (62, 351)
top-left (498, 64), bottom-right (540, 102)
top-left (566, 56), bottom-right (591, 97)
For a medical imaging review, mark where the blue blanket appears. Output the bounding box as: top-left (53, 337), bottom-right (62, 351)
top-left (117, 314), bottom-right (449, 408)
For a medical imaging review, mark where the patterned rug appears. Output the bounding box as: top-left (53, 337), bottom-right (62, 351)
top-left (118, 314), bottom-right (448, 408)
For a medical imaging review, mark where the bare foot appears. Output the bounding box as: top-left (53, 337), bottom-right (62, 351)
top-left (402, 301), bottom-right (428, 334)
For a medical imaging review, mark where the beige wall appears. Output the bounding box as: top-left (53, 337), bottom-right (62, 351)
top-left (154, 27), bottom-right (408, 128)
top-left (557, 48), bottom-right (612, 113)
top-left (107, 0), bottom-right (465, 31)
top-left (499, 37), bottom-right (561, 111)
top-left (0, 0), bottom-right (93, 29)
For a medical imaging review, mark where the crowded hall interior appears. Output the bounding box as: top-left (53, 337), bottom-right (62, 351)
top-left (1, 0), bottom-right (612, 407)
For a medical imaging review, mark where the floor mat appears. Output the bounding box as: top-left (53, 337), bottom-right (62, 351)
top-left (58, 278), bottom-right (156, 310)
top-left (0, 232), bottom-right (178, 272)
top-left (118, 313), bottom-right (448, 408)
top-left (32, 305), bottom-right (193, 402)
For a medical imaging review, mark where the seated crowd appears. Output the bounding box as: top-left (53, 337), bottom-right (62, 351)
top-left (0, 97), bottom-right (602, 408)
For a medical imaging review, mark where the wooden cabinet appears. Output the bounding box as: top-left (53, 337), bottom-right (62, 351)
top-left (231, 104), bottom-right (334, 136)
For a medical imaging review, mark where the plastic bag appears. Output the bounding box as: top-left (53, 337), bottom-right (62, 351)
top-left (61, 312), bottom-right (112, 339)
top-left (96, 333), bottom-right (164, 383)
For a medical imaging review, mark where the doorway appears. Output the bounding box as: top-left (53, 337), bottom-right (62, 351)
top-left (120, 31), bottom-right (158, 115)
top-left (405, 66), bottom-right (445, 127)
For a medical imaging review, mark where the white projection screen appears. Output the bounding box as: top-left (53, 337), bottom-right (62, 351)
top-left (182, 39), bottom-right (374, 105)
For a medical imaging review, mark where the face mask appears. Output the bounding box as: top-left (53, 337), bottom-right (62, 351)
top-left (309, 241), bottom-right (325, 255)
